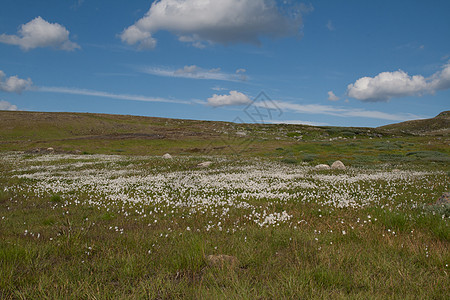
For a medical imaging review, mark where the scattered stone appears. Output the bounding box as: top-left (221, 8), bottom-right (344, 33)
top-left (162, 153), bottom-right (172, 159)
top-left (205, 254), bottom-right (239, 269)
top-left (331, 160), bottom-right (346, 170)
top-left (435, 192), bottom-right (450, 205)
top-left (315, 164), bottom-right (330, 170)
top-left (236, 131), bottom-right (247, 136)
top-left (197, 161), bottom-right (212, 168)
top-left (47, 147), bottom-right (54, 152)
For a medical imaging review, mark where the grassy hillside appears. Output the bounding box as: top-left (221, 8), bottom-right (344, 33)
top-left (1, 110), bottom-right (449, 167)
top-left (379, 111), bottom-right (450, 136)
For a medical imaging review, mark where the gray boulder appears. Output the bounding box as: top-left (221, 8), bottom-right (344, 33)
top-left (162, 153), bottom-right (172, 159)
top-left (315, 164), bottom-right (330, 170)
top-left (331, 160), bottom-right (346, 170)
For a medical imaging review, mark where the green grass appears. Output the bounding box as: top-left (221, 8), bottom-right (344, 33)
top-left (0, 111), bottom-right (449, 298)
top-left (1, 154), bottom-right (449, 299)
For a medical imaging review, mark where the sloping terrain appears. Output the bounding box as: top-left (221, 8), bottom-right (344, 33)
top-left (0, 110), bottom-right (389, 155)
top-left (379, 111), bottom-right (450, 136)
top-left (0, 110), bottom-right (449, 167)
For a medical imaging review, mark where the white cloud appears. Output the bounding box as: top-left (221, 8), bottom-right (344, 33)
top-left (211, 86), bottom-right (228, 91)
top-left (140, 65), bottom-right (247, 81)
top-left (175, 65), bottom-right (199, 75)
top-left (0, 100), bottom-right (18, 111)
top-left (326, 20), bottom-right (335, 31)
top-left (0, 17), bottom-right (80, 51)
top-left (71, 0), bottom-right (85, 10)
top-left (0, 70), bottom-right (33, 93)
top-left (256, 100), bottom-right (422, 121)
top-left (327, 91), bottom-right (340, 101)
top-left (347, 62), bottom-right (450, 102)
top-left (428, 62), bottom-right (450, 91)
top-left (207, 90), bottom-right (252, 107)
top-left (120, 0), bottom-right (304, 49)
top-left (38, 86), bottom-right (190, 104)
top-left (235, 68), bottom-right (248, 81)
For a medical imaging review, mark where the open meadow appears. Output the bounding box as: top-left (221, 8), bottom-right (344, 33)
top-left (0, 111), bottom-right (449, 299)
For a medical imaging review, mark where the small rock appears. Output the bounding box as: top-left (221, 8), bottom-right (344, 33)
top-left (315, 164), bottom-right (330, 170)
top-left (162, 153), bottom-right (172, 159)
top-left (47, 147), bottom-right (54, 152)
top-left (435, 192), bottom-right (450, 205)
top-left (205, 254), bottom-right (239, 269)
top-left (197, 161), bottom-right (212, 168)
top-left (331, 160), bottom-right (346, 170)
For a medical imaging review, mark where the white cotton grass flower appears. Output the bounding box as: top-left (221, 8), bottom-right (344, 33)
top-left (2, 152), bottom-right (446, 236)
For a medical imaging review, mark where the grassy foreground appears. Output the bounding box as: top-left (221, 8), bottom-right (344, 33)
top-left (0, 151), bottom-right (449, 299)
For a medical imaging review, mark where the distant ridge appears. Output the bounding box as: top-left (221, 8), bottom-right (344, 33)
top-left (378, 111), bottom-right (450, 136)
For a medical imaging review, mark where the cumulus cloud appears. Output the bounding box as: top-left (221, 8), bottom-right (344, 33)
top-left (0, 16), bottom-right (80, 51)
top-left (327, 91), bottom-right (340, 101)
top-left (0, 100), bottom-right (18, 111)
top-left (120, 0), bottom-right (304, 49)
top-left (140, 65), bottom-right (248, 81)
top-left (347, 62), bottom-right (450, 102)
top-left (207, 90), bottom-right (252, 107)
top-left (0, 70), bottom-right (33, 93)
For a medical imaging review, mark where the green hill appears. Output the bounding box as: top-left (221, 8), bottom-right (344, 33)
top-left (379, 111), bottom-right (450, 136)
top-left (0, 110), bottom-right (387, 155)
top-left (0, 110), bottom-right (448, 166)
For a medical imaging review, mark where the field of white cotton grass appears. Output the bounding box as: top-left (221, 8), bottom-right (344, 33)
top-left (1, 152), bottom-right (449, 299)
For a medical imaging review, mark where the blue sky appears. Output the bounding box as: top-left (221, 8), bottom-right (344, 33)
top-left (0, 0), bottom-right (449, 127)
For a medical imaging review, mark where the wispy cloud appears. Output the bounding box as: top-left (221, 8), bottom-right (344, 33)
top-left (256, 100), bottom-right (423, 121)
top-left (211, 86), bottom-right (228, 92)
top-left (71, 0), bottom-right (84, 10)
top-left (37, 86), bottom-right (191, 104)
top-left (36, 85), bottom-right (423, 122)
top-left (326, 20), bottom-right (335, 31)
top-left (139, 65), bottom-right (248, 82)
